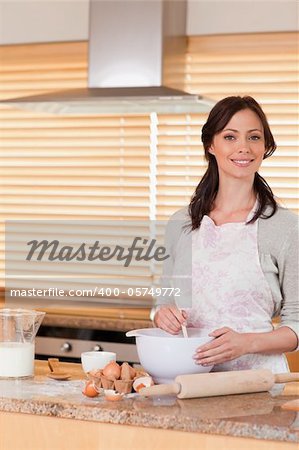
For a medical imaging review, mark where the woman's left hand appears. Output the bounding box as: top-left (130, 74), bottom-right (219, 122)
top-left (193, 327), bottom-right (250, 366)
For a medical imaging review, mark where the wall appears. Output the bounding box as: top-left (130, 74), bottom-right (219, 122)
top-left (0, 0), bottom-right (90, 44)
top-left (187, 0), bottom-right (298, 35)
top-left (0, 0), bottom-right (297, 45)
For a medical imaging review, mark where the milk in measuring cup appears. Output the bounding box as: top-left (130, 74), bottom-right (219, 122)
top-left (0, 342), bottom-right (34, 377)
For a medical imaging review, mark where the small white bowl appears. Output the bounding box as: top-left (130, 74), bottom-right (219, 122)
top-left (81, 351), bottom-right (116, 373)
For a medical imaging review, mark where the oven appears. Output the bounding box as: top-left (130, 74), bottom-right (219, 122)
top-left (35, 325), bottom-right (139, 365)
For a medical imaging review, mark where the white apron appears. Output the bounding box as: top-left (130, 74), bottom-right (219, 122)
top-left (188, 208), bottom-right (288, 374)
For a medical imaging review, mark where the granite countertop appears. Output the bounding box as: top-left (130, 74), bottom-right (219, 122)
top-left (0, 361), bottom-right (298, 443)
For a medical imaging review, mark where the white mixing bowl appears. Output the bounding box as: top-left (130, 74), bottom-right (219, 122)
top-left (126, 328), bottom-right (214, 383)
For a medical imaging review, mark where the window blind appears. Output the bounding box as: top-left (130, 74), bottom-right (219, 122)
top-left (0, 107), bottom-right (153, 306)
top-left (0, 43), bottom-right (153, 306)
top-left (1, 33), bottom-right (298, 307)
top-left (0, 42), bottom-right (88, 99)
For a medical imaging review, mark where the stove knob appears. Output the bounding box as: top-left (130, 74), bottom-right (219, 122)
top-left (60, 342), bottom-right (72, 353)
top-left (92, 344), bottom-right (103, 352)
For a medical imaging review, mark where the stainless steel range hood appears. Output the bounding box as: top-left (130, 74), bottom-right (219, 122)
top-left (2, 0), bottom-right (214, 115)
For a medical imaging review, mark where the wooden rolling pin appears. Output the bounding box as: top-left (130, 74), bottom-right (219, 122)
top-left (140, 370), bottom-right (299, 399)
top-left (281, 399), bottom-right (299, 411)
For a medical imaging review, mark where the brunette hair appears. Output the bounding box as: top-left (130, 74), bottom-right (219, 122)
top-left (189, 96), bottom-right (277, 229)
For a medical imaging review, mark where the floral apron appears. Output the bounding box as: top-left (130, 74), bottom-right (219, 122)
top-left (188, 208), bottom-right (289, 374)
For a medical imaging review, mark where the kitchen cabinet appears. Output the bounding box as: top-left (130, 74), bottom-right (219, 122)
top-left (0, 361), bottom-right (298, 450)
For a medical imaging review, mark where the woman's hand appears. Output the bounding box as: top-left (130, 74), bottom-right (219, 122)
top-left (193, 327), bottom-right (249, 366)
top-left (154, 305), bottom-right (187, 334)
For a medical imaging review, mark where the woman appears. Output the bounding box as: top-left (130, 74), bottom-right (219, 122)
top-left (153, 96), bottom-right (298, 373)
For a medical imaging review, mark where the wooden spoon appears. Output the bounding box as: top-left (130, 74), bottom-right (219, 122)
top-left (181, 324), bottom-right (188, 338)
top-left (171, 282), bottom-right (188, 338)
top-left (47, 358), bottom-right (71, 380)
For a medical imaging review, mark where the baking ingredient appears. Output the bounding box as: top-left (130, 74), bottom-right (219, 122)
top-left (0, 342), bottom-right (34, 378)
top-left (103, 361), bottom-right (121, 379)
top-left (82, 381), bottom-right (99, 398)
top-left (133, 376), bottom-right (154, 392)
top-left (85, 361), bottom-right (148, 395)
top-left (104, 389), bottom-right (123, 402)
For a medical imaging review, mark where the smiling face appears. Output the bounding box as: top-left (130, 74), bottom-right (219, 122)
top-left (209, 109), bottom-right (265, 181)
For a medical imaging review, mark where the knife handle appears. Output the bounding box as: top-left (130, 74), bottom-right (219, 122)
top-left (140, 382), bottom-right (181, 397)
top-left (274, 372), bottom-right (299, 383)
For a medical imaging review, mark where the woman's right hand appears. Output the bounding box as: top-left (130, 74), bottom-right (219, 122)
top-left (154, 305), bottom-right (187, 334)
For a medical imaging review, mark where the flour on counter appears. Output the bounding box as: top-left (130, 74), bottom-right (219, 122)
top-left (0, 379), bottom-right (84, 399)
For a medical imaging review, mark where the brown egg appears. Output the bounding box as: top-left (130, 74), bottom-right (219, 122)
top-left (102, 361), bottom-right (121, 379)
top-left (82, 381), bottom-right (99, 398)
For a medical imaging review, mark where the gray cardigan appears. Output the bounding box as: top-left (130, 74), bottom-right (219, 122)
top-left (156, 205), bottom-right (299, 350)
